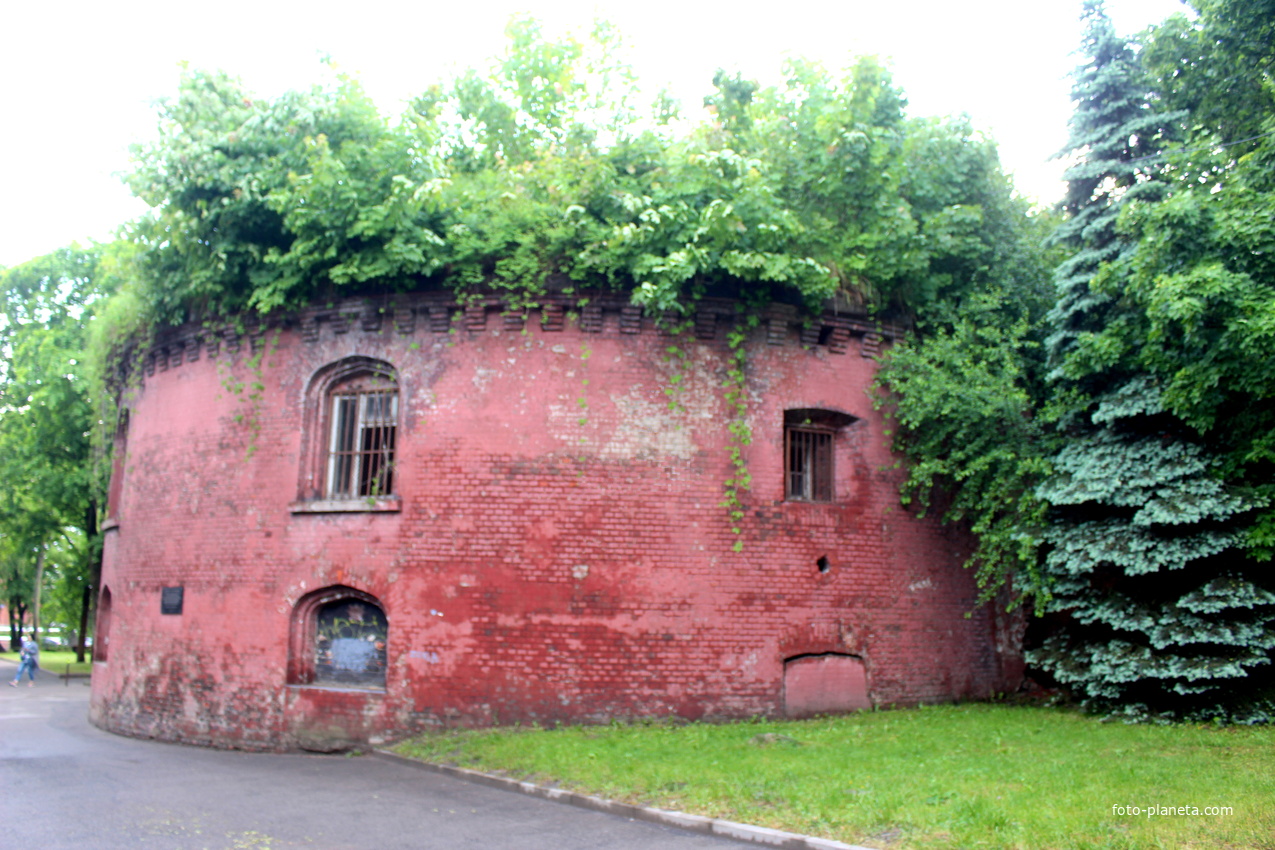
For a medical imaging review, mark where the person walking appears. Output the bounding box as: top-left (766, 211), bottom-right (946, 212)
top-left (9, 634), bottom-right (38, 687)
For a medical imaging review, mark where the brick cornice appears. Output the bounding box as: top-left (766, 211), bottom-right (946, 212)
top-left (141, 291), bottom-right (905, 379)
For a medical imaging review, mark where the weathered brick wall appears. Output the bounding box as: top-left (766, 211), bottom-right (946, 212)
top-left (89, 294), bottom-right (1023, 750)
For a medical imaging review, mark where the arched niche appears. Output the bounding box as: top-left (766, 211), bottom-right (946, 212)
top-left (288, 585), bottom-right (389, 690)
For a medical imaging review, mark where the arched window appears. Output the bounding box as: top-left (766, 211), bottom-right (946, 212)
top-left (289, 586), bottom-right (388, 690)
top-left (295, 358), bottom-right (400, 510)
top-left (784, 409), bottom-right (857, 502)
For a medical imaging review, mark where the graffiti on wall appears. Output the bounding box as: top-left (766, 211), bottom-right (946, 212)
top-left (315, 600), bottom-right (387, 688)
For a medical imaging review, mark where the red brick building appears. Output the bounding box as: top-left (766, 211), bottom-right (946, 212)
top-left (89, 292), bottom-right (1023, 751)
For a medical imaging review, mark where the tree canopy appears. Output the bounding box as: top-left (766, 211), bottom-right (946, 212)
top-left (874, 0), bottom-right (1275, 722)
top-left (109, 20), bottom-right (1041, 339)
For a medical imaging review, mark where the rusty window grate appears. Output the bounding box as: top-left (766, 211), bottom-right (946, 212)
top-left (327, 389), bottom-right (397, 498)
top-left (786, 426), bottom-right (834, 502)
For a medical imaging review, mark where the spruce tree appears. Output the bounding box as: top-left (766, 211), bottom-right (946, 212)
top-left (1028, 1), bottom-right (1275, 722)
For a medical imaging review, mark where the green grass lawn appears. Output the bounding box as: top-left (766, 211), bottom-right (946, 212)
top-left (394, 703), bottom-right (1274, 849)
top-left (0, 650), bottom-right (92, 676)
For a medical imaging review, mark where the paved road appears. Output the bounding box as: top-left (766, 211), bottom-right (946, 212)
top-left (0, 667), bottom-right (746, 849)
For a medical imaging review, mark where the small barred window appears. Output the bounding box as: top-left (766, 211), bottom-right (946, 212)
top-left (787, 426), bottom-right (834, 501)
top-left (784, 409), bottom-right (856, 503)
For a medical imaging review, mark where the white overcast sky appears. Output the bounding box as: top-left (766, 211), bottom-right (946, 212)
top-left (0, 0), bottom-right (1189, 268)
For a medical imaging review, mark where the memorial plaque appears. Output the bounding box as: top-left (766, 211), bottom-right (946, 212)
top-left (161, 586), bottom-right (184, 615)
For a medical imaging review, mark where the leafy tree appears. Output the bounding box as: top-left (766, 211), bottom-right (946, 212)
top-left (125, 68), bottom-right (415, 322)
top-left (442, 17), bottom-right (641, 170)
top-left (0, 246), bottom-right (116, 659)
top-left (871, 1), bottom-right (1275, 719)
top-left (1140, 0), bottom-right (1275, 155)
top-left (1028, 1), bottom-right (1275, 722)
top-left (36, 529), bottom-right (93, 645)
top-left (110, 27), bottom-right (1046, 336)
top-left (1133, 0), bottom-right (1275, 557)
top-left (871, 284), bottom-right (1055, 608)
top-left (0, 534), bottom-right (34, 647)
top-left (862, 81), bottom-right (1063, 609)
top-left (1115, 143), bottom-right (1275, 557)
top-left (703, 69), bottom-right (758, 138)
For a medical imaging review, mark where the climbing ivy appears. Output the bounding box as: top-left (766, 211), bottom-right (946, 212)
top-left (872, 288), bottom-right (1055, 608)
top-left (720, 317), bottom-right (755, 551)
top-left (576, 339), bottom-right (592, 457)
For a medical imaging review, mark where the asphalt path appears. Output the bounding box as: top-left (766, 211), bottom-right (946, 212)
top-left (0, 665), bottom-right (747, 849)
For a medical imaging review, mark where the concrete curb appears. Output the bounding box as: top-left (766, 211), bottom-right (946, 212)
top-left (373, 750), bottom-right (876, 850)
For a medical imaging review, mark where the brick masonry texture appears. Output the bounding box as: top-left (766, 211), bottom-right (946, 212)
top-left (89, 293), bottom-right (1024, 751)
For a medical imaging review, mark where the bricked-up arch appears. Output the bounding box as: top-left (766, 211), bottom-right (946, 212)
top-left (94, 586), bottom-right (113, 662)
top-left (105, 410), bottom-right (129, 523)
top-left (295, 357), bottom-right (399, 509)
top-left (288, 586), bottom-right (388, 690)
top-left (783, 652), bottom-right (871, 717)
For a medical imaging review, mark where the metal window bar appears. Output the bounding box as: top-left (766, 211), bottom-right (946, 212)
top-left (327, 390), bottom-right (397, 498)
top-left (786, 427), bottom-right (834, 501)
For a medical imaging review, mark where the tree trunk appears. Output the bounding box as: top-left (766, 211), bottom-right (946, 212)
top-left (32, 547), bottom-right (45, 646)
top-left (9, 599), bottom-right (27, 649)
top-left (76, 498), bottom-right (101, 664)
